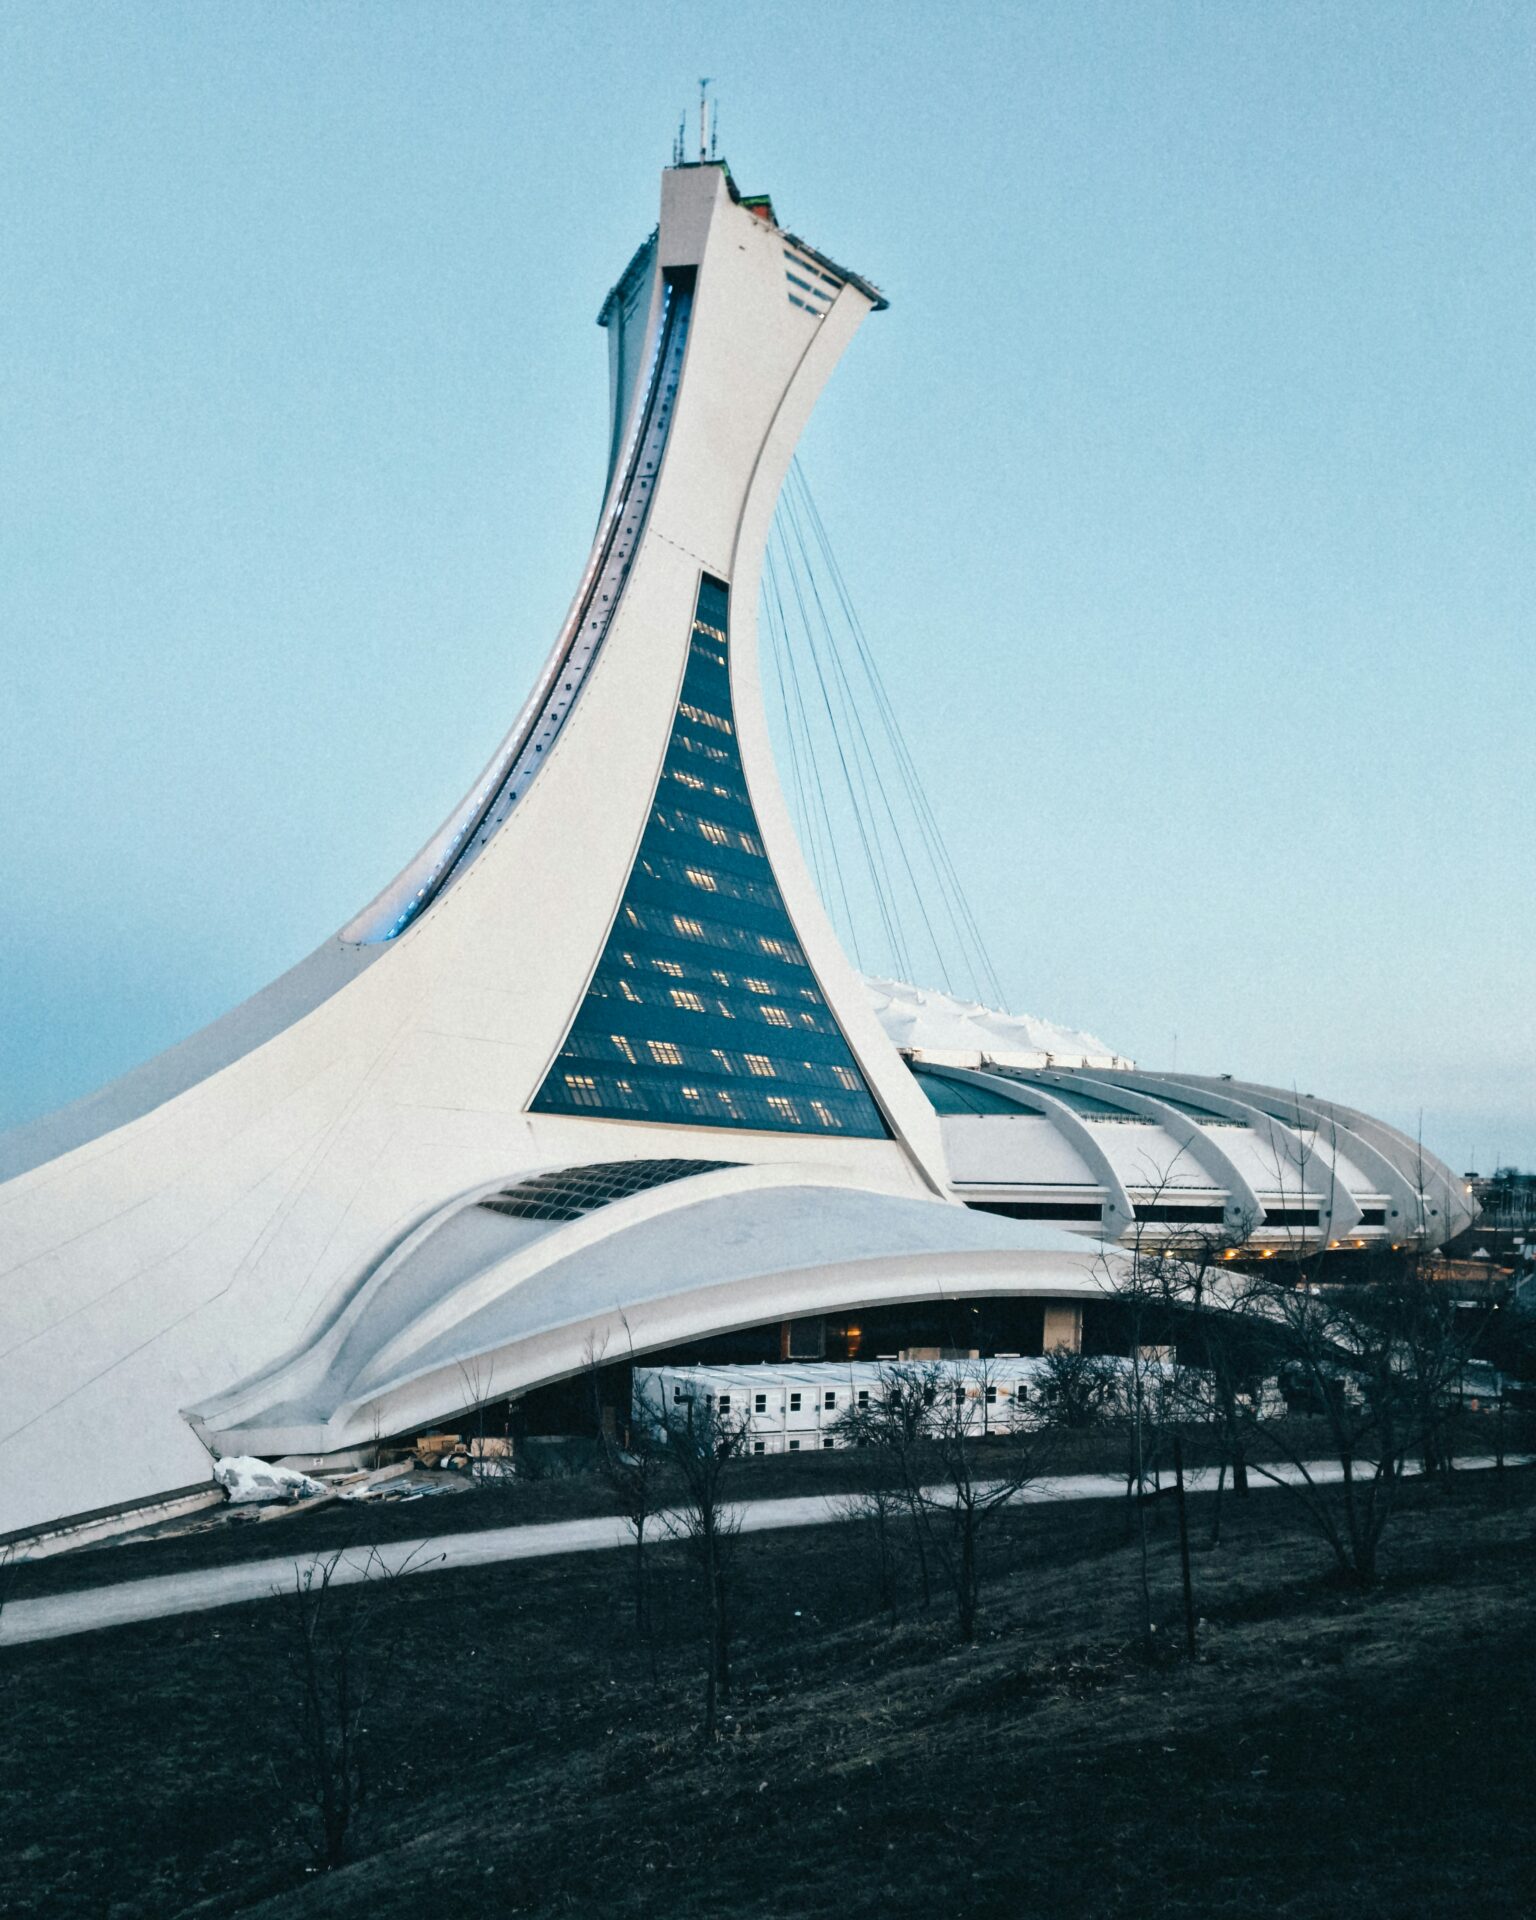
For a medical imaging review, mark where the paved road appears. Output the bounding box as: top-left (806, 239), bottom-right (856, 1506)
top-left (0, 1456), bottom-right (1520, 1648)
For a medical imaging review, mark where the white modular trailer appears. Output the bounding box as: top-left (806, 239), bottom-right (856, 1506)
top-left (634, 1359), bottom-right (1054, 1452)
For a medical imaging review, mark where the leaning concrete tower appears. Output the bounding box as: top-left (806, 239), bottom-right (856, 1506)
top-left (0, 160), bottom-right (1115, 1543)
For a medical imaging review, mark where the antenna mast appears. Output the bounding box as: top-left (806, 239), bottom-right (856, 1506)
top-left (698, 77), bottom-right (711, 161)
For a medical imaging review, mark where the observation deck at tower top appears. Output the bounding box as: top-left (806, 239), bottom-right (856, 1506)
top-left (597, 158), bottom-right (891, 326)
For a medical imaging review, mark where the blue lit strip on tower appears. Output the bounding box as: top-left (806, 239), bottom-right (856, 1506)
top-left (532, 575), bottom-right (888, 1137)
top-left (358, 270), bottom-right (694, 942)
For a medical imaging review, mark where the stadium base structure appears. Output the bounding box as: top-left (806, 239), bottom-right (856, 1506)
top-left (0, 158), bottom-right (1473, 1544)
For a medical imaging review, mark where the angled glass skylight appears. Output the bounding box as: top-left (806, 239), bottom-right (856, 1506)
top-left (479, 1159), bottom-right (735, 1224)
top-left (532, 574), bottom-right (887, 1136)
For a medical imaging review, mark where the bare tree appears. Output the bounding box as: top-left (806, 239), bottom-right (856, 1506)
top-left (658, 1388), bottom-right (751, 1740)
top-left (454, 1355), bottom-right (510, 1485)
top-left (598, 1421), bottom-right (670, 1646)
top-left (833, 1363), bottom-right (943, 1609)
top-left (830, 1391), bottom-right (918, 1621)
top-left (586, 1326), bottom-right (671, 1647)
top-left (1034, 1346), bottom-right (1119, 1430)
top-left (273, 1547), bottom-right (421, 1869)
top-left (917, 1358), bottom-right (1052, 1642)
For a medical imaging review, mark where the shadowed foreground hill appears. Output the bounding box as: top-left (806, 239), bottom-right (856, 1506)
top-left (2, 1469), bottom-right (1532, 1918)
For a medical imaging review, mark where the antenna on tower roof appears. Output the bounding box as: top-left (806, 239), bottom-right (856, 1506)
top-left (699, 77), bottom-right (711, 162)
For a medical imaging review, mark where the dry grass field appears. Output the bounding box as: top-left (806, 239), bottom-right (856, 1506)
top-left (1, 1458), bottom-right (1532, 1919)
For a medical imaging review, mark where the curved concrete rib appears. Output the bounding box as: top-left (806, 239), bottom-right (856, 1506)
top-left (1074, 1069), bottom-right (1367, 1240)
top-left (917, 1065), bottom-right (1136, 1236)
top-left (192, 1177), bottom-right (1124, 1457)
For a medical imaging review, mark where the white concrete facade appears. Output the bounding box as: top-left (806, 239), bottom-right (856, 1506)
top-left (0, 160), bottom-right (1472, 1545)
top-left (0, 163), bottom-right (1117, 1541)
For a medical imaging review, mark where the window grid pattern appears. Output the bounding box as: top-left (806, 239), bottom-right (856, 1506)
top-left (532, 575), bottom-right (886, 1136)
top-left (478, 1159), bottom-right (735, 1224)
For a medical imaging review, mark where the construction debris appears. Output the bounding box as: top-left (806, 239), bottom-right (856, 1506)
top-left (214, 1456), bottom-right (332, 1506)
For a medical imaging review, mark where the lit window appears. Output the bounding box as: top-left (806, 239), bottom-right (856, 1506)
top-left (529, 572), bottom-right (885, 1142)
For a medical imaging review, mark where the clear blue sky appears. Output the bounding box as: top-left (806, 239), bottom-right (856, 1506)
top-left (2, 2), bottom-right (1532, 1172)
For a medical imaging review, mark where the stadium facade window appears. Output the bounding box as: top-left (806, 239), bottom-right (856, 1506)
top-left (532, 573), bottom-right (886, 1136)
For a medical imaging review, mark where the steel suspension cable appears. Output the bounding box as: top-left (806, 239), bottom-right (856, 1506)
top-left (774, 481), bottom-right (952, 991)
top-left (762, 543), bottom-right (861, 964)
top-left (786, 461), bottom-right (1007, 1007)
top-left (769, 509), bottom-right (914, 980)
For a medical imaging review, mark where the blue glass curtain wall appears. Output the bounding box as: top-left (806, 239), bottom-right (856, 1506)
top-left (532, 574), bottom-right (887, 1136)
